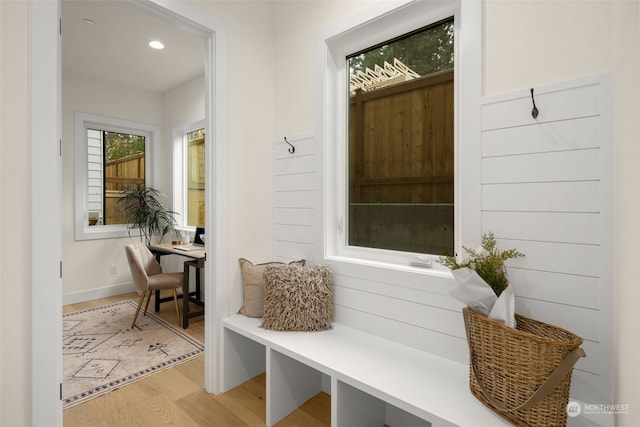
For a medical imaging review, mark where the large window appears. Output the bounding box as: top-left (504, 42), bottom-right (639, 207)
top-left (347, 19), bottom-right (455, 256)
top-left (75, 113), bottom-right (158, 240)
top-left (319, 0), bottom-right (483, 271)
top-left (185, 128), bottom-right (205, 227)
top-left (86, 129), bottom-right (146, 226)
top-left (173, 123), bottom-right (206, 230)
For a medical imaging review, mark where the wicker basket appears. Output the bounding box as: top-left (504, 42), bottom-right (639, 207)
top-left (463, 307), bottom-right (585, 427)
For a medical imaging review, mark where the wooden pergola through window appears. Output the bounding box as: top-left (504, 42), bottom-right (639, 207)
top-left (349, 58), bottom-right (420, 93)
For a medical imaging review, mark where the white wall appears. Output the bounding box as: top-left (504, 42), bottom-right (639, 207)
top-left (188, 1), bottom-right (277, 314)
top-left (611, 2), bottom-right (640, 421)
top-left (484, 0), bottom-right (613, 93)
top-left (0, 2), bottom-right (32, 424)
top-left (273, 1), bottom-right (375, 136)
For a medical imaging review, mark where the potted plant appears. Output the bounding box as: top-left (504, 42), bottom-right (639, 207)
top-left (438, 231), bottom-right (523, 297)
top-left (116, 186), bottom-right (178, 245)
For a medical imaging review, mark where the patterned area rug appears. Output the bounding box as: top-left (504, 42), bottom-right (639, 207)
top-left (63, 300), bottom-right (204, 408)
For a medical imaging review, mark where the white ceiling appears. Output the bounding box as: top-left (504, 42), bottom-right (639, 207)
top-left (62, 0), bottom-right (205, 94)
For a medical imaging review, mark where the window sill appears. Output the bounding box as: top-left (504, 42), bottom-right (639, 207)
top-left (324, 253), bottom-right (454, 290)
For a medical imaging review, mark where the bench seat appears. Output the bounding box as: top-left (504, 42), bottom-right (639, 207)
top-left (222, 314), bottom-right (511, 427)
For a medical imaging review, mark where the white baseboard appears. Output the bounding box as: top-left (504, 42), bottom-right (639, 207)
top-left (63, 282), bottom-right (138, 305)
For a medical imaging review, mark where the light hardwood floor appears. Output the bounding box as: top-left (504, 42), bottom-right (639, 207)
top-left (63, 292), bottom-right (330, 427)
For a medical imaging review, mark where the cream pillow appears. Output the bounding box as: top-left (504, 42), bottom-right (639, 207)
top-left (238, 258), bottom-right (304, 318)
top-left (262, 264), bottom-right (333, 331)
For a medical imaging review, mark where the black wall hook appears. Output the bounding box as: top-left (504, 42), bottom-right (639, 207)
top-left (530, 88), bottom-right (539, 119)
top-left (284, 136), bottom-right (295, 154)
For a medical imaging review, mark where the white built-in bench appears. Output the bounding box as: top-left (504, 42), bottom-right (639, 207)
top-left (222, 314), bottom-right (512, 427)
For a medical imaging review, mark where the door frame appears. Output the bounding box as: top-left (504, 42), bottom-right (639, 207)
top-left (31, 1), bottom-right (228, 424)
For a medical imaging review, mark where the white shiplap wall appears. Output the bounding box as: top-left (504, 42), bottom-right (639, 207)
top-left (272, 76), bottom-right (612, 416)
top-left (273, 134), bottom-right (318, 263)
top-left (273, 133), bottom-right (469, 365)
top-left (481, 75), bottom-right (613, 410)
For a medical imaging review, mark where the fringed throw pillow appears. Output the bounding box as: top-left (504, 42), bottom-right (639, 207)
top-left (262, 264), bottom-right (333, 331)
top-left (238, 258), bottom-right (305, 318)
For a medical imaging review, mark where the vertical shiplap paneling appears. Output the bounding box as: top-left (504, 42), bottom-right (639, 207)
top-left (273, 134), bottom-right (317, 263)
top-left (481, 76), bottom-right (612, 408)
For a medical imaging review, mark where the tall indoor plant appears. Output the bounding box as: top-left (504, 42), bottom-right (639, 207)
top-left (116, 186), bottom-right (178, 245)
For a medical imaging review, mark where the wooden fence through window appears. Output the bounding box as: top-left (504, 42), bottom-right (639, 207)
top-left (348, 69), bottom-right (454, 255)
top-left (349, 69), bottom-right (454, 204)
top-left (104, 153), bottom-right (144, 225)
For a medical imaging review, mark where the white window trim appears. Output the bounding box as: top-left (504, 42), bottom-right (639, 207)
top-left (74, 112), bottom-right (160, 240)
top-left (172, 119), bottom-right (205, 231)
top-left (316, 0), bottom-right (482, 276)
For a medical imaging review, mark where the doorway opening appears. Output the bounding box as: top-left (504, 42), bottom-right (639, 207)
top-left (32, 1), bottom-right (228, 424)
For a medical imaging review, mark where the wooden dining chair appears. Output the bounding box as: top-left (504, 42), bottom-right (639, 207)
top-left (125, 243), bottom-right (184, 328)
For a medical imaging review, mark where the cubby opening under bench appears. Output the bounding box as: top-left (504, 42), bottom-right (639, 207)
top-left (222, 314), bottom-right (512, 427)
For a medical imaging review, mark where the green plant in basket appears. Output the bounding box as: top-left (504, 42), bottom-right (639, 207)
top-left (439, 232), bottom-right (524, 297)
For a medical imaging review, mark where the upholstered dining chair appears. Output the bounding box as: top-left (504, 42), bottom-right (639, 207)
top-left (125, 243), bottom-right (184, 329)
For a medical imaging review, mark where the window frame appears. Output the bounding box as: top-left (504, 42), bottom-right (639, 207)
top-left (317, 0), bottom-right (482, 275)
top-left (74, 112), bottom-right (159, 240)
top-left (172, 120), bottom-right (205, 231)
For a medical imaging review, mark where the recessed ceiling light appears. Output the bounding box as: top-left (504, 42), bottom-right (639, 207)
top-left (148, 40), bottom-right (164, 50)
top-left (82, 18), bottom-right (95, 25)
